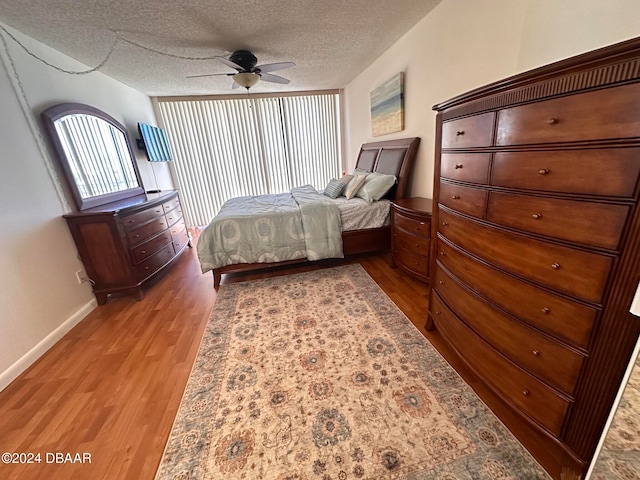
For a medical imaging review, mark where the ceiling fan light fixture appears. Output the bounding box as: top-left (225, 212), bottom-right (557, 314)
top-left (233, 72), bottom-right (260, 89)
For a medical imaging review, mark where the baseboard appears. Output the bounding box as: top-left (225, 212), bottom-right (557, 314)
top-left (0, 298), bottom-right (97, 392)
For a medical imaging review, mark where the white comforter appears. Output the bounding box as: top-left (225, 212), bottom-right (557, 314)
top-left (197, 186), bottom-right (343, 273)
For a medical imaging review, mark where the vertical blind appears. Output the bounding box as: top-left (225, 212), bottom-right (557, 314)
top-left (157, 92), bottom-right (341, 227)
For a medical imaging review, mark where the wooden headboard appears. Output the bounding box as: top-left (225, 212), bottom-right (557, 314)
top-left (354, 137), bottom-right (420, 199)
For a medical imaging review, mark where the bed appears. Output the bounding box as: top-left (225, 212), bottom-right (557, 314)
top-left (197, 137), bottom-right (420, 287)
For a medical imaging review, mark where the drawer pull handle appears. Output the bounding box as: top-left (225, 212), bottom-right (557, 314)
top-left (414, 262), bottom-right (419, 266)
top-left (435, 311), bottom-right (441, 315)
top-left (141, 250), bottom-right (147, 254)
top-left (531, 213), bottom-right (542, 219)
top-left (532, 349), bottom-right (540, 356)
top-left (415, 243), bottom-right (419, 247)
top-left (541, 307), bottom-right (550, 314)
top-left (551, 263), bottom-right (561, 270)
top-left (134, 234), bottom-right (140, 238)
top-left (522, 389), bottom-right (530, 396)
top-left (129, 219), bottom-right (135, 224)
top-left (451, 195), bottom-right (460, 200)
top-left (440, 251), bottom-right (446, 256)
top-left (439, 280), bottom-right (445, 285)
top-left (456, 130), bottom-right (465, 136)
top-left (547, 117), bottom-right (558, 125)
top-left (454, 164), bottom-right (463, 169)
top-left (144, 266), bottom-right (150, 270)
top-left (442, 222), bottom-right (448, 226)
top-left (539, 168), bottom-right (550, 175)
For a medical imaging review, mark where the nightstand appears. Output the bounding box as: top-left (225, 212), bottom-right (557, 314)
top-left (391, 197), bottom-right (433, 283)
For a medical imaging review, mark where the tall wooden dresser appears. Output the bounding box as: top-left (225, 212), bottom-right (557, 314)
top-left (429, 38), bottom-right (640, 479)
top-left (64, 190), bottom-right (189, 304)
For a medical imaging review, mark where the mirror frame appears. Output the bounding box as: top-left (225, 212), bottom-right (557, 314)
top-left (41, 103), bottom-right (145, 210)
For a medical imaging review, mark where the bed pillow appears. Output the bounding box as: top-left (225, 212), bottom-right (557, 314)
top-left (340, 174), bottom-right (354, 185)
top-left (356, 172), bottom-right (397, 202)
top-left (344, 174), bottom-right (368, 199)
top-left (323, 178), bottom-right (347, 199)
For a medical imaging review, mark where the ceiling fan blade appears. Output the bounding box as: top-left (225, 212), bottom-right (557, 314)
top-left (218, 56), bottom-right (244, 71)
top-left (259, 72), bottom-right (290, 84)
top-left (255, 61), bottom-right (296, 73)
top-left (186, 73), bottom-right (232, 79)
top-left (232, 81), bottom-right (240, 89)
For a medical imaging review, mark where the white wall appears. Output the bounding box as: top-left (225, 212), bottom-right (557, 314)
top-left (0, 23), bottom-right (171, 391)
top-left (517, 0), bottom-right (640, 72)
top-left (343, 0), bottom-right (640, 199)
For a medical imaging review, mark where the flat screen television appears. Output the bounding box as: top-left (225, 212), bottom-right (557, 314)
top-left (137, 122), bottom-right (173, 162)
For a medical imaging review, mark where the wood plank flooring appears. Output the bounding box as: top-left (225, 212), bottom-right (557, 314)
top-left (0, 230), bottom-right (432, 480)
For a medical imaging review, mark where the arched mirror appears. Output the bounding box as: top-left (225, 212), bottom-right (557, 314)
top-left (41, 103), bottom-right (144, 210)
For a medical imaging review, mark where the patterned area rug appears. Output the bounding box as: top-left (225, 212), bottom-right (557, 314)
top-left (590, 351), bottom-right (640, 479)
top-left (156, 265), bottom-right (550, 479)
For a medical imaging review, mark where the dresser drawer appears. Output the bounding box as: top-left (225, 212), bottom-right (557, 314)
top-left (122, 204), bottom-right (165, 230)
top-left (172, 227), bottom-right (190, 253)
top-left (126, 217), bottom-right (168, 245)
top-left (439, 208), bottom-right (613, 303)
top-left (431, 292), bottom-right (570, 436)
top-left (163, 197), bottom-right (181, 213)
top-left (169, 218), bottom-right (186, 238)
top-left (441, 153), bottom-right (491, 184)
top-left (439, 181), bottom-right (487, 218)
top-left (130, 231), bottom-right (172, 264)
top-left (442, 112), bottom-right (495, 149)
top-left (394, 247), bottom-right (429, 277)
top-left (435, 238), bottom-right (597, 349)
top-left (164, 207), bottom-right (183, 227)
top-left (394, 230), bottom-right (430, 253)
top-left (491, 148), bottom-right (640, 198)
top-left (135, 244), bottom-right (175, 282)
top-left (487, 191), bottom-right (628, 250)
top-left (434, 265), bottom-right (584, 395)
top-left (496, 83), bottom-right (640, 146)
top-left (393, 212), bottom-right (430, 237)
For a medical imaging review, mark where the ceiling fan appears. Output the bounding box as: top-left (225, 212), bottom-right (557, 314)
top-left (187, 50), bottom-right (295, 90)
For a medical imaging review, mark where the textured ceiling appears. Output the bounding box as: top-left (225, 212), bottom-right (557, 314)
top-left (0, 0), bottom-right (440, 97)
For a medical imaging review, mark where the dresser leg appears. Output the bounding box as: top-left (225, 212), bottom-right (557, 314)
top-left (213, 269), bottom-right (221, 289)
top-left (95, 292), bottom-right (110, 305)
top-left (425, 315), bottom-right (435, 331)
top-left (134, 287), bottom-right (145, 301)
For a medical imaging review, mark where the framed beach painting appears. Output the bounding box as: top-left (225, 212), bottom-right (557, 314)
top-left (370, 73), bottom-right (404, 136)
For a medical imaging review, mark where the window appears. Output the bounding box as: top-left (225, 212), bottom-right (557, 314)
top-left (157, 92), bottom-right (342, 226)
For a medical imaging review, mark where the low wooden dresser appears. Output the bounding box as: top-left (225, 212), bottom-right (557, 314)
top-left (429, 38), bottom-right (640, 479)
top-left (391, 197), bottom-right (432, 282)
top-left (64, 190), bottom-right (190, 304)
